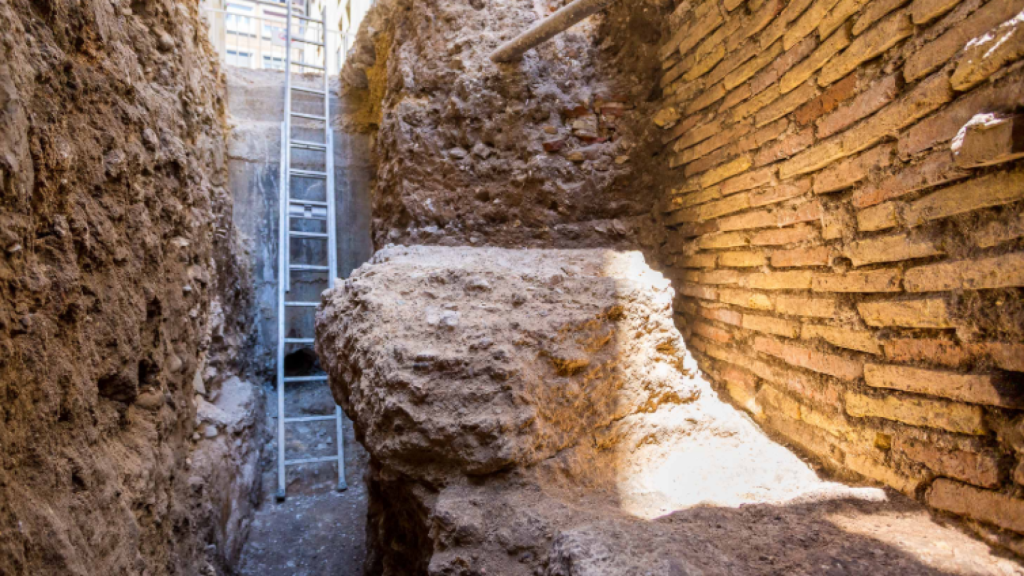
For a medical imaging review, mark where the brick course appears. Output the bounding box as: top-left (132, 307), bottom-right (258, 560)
top-left (656, 0), bottom-right (1024, 541)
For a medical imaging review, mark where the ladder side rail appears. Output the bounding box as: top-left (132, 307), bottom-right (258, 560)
top-left (322, 4), bottom-right (347, 492)
top-left (275, 0), bottom-right (294, 502)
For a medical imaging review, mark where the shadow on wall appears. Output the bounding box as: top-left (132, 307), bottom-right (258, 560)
top-left (224, 67), bottom-right (374, 377)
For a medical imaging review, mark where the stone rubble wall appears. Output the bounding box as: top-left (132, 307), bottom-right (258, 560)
top-left (339, 0), bottom-right (668, 250)
top-left (654, 0), bottom-right (1024, 551)
top-left (0, 0), bottom-right (261, 572)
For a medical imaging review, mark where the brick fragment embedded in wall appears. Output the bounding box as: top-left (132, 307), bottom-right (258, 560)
top-left (656, 0), bottom-right (1024, 539)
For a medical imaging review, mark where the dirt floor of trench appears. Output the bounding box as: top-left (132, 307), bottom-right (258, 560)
top-left (236, 380), bottom-right (370, 576)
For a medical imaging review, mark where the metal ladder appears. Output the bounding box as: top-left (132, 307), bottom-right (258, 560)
top-left (275, 1), bottom-right (346, 501)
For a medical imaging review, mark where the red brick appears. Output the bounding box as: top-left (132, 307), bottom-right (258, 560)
top-left (781, 23), bottom-right (853, 93)
top-left (927, 479), bottom-right (1024, 533)
top-left (851, 150), bottom-right (968, 209)
top-left (720, 166), bottom-right (778, 196)
top-left (904, 0), bottom-right (1024, 82)
top-left (744, 313), bottom-right (803, 337)
top-left (882, 338), bottom-right (973, 368)
top-left (858, 297), bottom-right (953, 328)
top-left (772, 246), bottom-right (832, 267)
top-left (904, 252), bottom-right (1024, 292)
top-left (718, 208), bottom-right (777, 232)
top-left (819, 0), bottom-right (872, 38)
top-left (951, 14), bottom-right (1024, 90)
top-left (781, 72), bottom-right (953, 179)
top-left (673, 119), bottom-right (724, 152)
top-left (681, 252), bottom-right (717, 268)
top-left (856, 202), bottom-right (899, 232)
top-left (812, 269), bottom-right (902, 292)
top-left (701, 269), bottom-right (744, 285)
top-left (719, 250), bottom-right (768, 267)
top-left (821, 11), bottom-right (913, 86)
top-left (843, 233), bottom-right (943, 266)
top-left (851, 0), bottom-right (911, 35)
top-left (738, 0), bottom-right (785, 47)
top-left (755, 128), bottom-right (815, 166)
top-left (899, 72), bottom-right (1024, 158)
top-left (720, 287), bottom-right (774, 309)
top-left (813, 143), bottom-right (895, 194)
top-left (681, 283), bottom-right (719, 300)
top-left (777, 200), bottom-right (825, 227)
top-left (865, 363), bottom-right (1024, 408)
top-left (802, 324), bottom-right (882, 354)
top-left (894, 435), bottom-right (1001, 488)
top-left (816, 74), bottom-right (899, 139)
top-left (756, 81), bottom-right (820, 127)
top-left (794, 72), bottom-right (859, 125)
top-left (751, 224), bottom-right (820, 246)
top-left (721, 83), bottom-right (753, 111)
top-left (700, 304), bottom-right (744, 326)
top-left (755, 336), bottom-right (865, 380)
top-left (846, 392), bottom-right (986, 435)
top-left (749, 357), bottom-right (845, 406)
top-left (777, 295), bottom-right (838, 317)
top-left (693, 320), bottom-right (734, 343)
top-left (737, 118), bottom-right (790, 153)
top-left (750, 178), bottom-right (812, 206)
top-left (751, 35), bottom-right (819, 95)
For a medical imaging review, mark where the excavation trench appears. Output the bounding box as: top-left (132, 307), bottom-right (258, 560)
top-left (3, 0), bottom-right (1024, 573)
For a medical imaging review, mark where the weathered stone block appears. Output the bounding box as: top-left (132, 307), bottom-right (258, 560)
top-left (952, 113), bottom-right (1024, 168)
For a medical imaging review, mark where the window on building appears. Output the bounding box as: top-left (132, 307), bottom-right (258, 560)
top-left (263, 55), bottom-right (286, 70)
top-left (226, 3), bottom-right (255, 36)
top-left (226, 49), bottom-right (252, 67)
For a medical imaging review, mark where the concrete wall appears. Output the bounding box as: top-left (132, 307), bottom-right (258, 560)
top-left (225, 67), bottom-right (373, 376)
top-left (653, 0), bottom-right (1024, 552)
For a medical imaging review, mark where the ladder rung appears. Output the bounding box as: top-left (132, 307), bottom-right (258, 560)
top-left (290, 37), bottom-right (324, 47)
top-left (291, 86), bottom-right (326, 96)
top-left (283, 414), bottom-right (335, 423)
top-left (290, 169), bottom-right (328, 179)
top-left (290, 199), bottom-right (328, 206)
top-left (291, 13), bottom-right (323, 24)
top-left (284, 301), bottom-right (319, 307)
top-left (291, 139), bottom-right (327, 150)
top-left (291, 112), bottom-right (327, 121)
top-left (290, 213), bottom-right (328, 221)
top-left (284, 338), bottom-right (315, 344)
top-left (283, 374), bottom-right (328, 381)
top-left (285, 455), bottom-right (339, 466)
top-left (289, 264), bottom-right (329, 271)
top-left (290, 60), bottom-right (325, 71)
top-left (289, 231), bottom-right (329, 239)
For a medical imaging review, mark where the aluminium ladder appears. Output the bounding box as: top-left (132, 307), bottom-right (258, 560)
top-left (275, 1), bottom-right (346, 501)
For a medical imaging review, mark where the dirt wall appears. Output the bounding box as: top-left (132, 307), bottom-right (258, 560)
top-left (0, 0), bottom-right (259, 572)
top-left (341, 0), bottom-right (670, 250)
top-left (654, 0), bottom-right (1024, 553)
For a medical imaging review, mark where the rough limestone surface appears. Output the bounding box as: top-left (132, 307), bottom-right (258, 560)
top-left (0, 0), bottom-right (260, 573)
top-left (341, 0), bottom-right (670, 250)
top-left (317, 245), bottom-right (1022, 576)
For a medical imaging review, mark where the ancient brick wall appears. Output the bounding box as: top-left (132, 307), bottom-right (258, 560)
top-left (654, 0), bottom-right (1024, 551)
